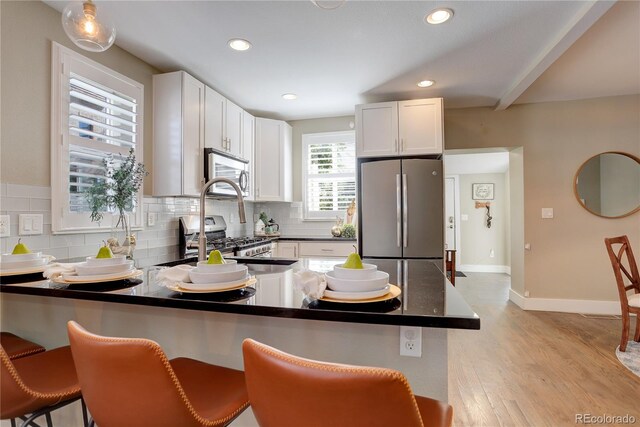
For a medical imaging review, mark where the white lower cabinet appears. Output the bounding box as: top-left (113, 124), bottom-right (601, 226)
top-left (275, 241), bottom-right (355, 258)
top-left (276, 242), bottom-right (298, 258)
top-left (298, 242), bottom-right (354, 257)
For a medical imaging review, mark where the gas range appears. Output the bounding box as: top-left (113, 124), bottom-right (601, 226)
top-left (179, 216), bottom-right (273, 257)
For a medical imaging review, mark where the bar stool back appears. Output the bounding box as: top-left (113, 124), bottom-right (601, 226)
top-left (67, 321), bottom-right (249, 427)
top-left (242, 339), bottom-right (453, 427)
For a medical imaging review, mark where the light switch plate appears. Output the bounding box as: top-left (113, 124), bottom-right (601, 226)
top-left (461, 214), bottom-right (469, 221)
top-left (0, 215), bottom-right (10, 237)
top-left (147, 212), bottom-right (157, 227)
top-left (19, 214), bottom-right (43, 235)
top-left (541, 208), bottom-right (554, 219)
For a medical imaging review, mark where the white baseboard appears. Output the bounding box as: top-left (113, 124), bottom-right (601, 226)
top-left (508, 289), bottom-right (622, 315)
top-left (459, 264), bottom-right (510, 274)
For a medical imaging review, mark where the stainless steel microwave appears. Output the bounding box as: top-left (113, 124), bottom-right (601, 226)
top-left (204, 148), bottom-right (249, 197)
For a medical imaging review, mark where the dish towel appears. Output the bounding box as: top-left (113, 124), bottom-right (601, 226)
top-left (43, 262), bottom-right (81, 279)
top-left (293, 269), bottom-right (327, 299)
top-left (155, 265), bottom-right (194, 287)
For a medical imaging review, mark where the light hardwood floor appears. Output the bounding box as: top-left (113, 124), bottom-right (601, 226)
top-left (448, 273), bottom-right (639, 427)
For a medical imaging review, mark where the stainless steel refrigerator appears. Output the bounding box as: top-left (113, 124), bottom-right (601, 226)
top-left (358, 158), bottom-right (443, 258)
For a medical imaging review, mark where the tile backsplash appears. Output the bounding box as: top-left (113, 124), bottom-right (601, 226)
top-left (0, 183), bottom-right (254, 267)
top-left (253, 202), bottom-right (337, 238)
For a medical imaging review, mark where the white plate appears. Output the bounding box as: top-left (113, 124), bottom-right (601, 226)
top-left (177, 274), bottom-right (253, 291)
top-left (60, 269), bottom-right (139, 283)
top-left (323, 285), bottom-right (391, 301)
top-left (189, 265), bottom-right (248, 284)
top-left (0, 252), bottom-right (44, 262)
top-left (85, 255), bottom-right (128, 266)
top-left (166, 277), bottom-right (257, 294)
top-left (325, 270), bottom-right (389, 292)
top-left (0, 257), bottom-right (48, 271)
top-left (74, 261), bottom-right (134, 276)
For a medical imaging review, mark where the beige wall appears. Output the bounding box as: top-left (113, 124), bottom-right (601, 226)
top-left (458, 173), bottom-right (508, 267)
top-left (0, 1), bottom-right (160, 194)
top-left (289, 116), bottom-right (355, 202)
top-left (445, 95), bottom-right (640, 301)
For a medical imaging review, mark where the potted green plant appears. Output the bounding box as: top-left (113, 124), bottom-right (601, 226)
top-left (85, 148), bottom-right (147, 258)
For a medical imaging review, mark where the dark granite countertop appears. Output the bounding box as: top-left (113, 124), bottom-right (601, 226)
top-left (0, 257), bottom-right (479, 330)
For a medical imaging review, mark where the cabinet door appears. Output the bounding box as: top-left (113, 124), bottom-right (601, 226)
top-left (398, 98), bottom-right (443, 155)
top-left (255, 118), bottom-right (283, 201)
top-left (204, 86), bottom-right (225, 151)
top-left (277, 242), bottom-right (298, 258)
top-left (242, 111), bottom-right (255, 200)
top-left (226, 100), bottom-right (243, 157)
top-left (356, 102), bottom-right (398, 158)
top-left (181, 73), bottom-right (204, 196)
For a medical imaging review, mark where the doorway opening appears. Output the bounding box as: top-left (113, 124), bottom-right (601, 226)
top-left (444, 147), bottom-right (524, 305)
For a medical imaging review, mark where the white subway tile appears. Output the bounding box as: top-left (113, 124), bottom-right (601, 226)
top-left (46, 247), bottom-right (70, 260)
top-left (50, 233), bottom-right (86, 248)
top-left (84, 232), bottom-right (113, 245)
top-left (0, 183), bottom-right (6, 196)
top-left (30, 198), bottom-right (51, 212)
top-left (1, 197), bottom-right (30, 212)
top-left (6, 184), bottom-right (51, 199)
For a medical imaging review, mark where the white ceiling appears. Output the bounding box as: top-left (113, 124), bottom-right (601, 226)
top-left (43, 0), bottom-right (638, 121)
top-left (444, 152), bottom-right (509, 175)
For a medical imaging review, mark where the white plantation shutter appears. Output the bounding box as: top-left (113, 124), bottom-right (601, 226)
top-left (303, 131), bottom-right (356, 219)
top-left (51, 43), bottom-right (144, 233)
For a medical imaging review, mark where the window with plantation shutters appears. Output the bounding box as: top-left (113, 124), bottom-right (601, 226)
top-left (302, 131), bottom-right (356, 220)
top-left (51, 43), bottom-right (144, 233)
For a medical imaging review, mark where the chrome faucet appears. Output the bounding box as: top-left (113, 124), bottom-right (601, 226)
top-left (199, 177), bottom-right (246, 261)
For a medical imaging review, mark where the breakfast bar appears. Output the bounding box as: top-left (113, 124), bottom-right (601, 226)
top-left (0, 256), bottom-right (479, 426)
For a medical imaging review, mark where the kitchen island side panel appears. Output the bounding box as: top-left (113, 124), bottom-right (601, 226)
top-left (0, 293), bottom-right (447, 427)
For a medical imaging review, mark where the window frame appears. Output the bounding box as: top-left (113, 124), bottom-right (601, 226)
top-left (301, 130), bottom-right (356, 221)
top-left (51, 42), bottom-right (144, 234)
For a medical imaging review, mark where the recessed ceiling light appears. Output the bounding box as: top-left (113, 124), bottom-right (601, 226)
top-left (282, 93), bottom-right (298, 100)
top-left (425, 8), bottom-right (453, 25)
top-left (417, 80), bottom-right (435, 88)
top-left (228, 39), bottom-right (252, 51)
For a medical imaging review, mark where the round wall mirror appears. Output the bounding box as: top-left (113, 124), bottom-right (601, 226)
top-left (574, 152), bottom-right (640, 218)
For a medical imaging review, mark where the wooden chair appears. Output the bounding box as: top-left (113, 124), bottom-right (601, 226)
top-left (445, 250), bottom-right (456, 286)
top-left (67, 321), bottom-right (249, 427)
top-left (1, 344), bottom-right (87, 427)
top-left (604, 235), bottom-right (640, 352)
top-left (242, 338), bottom-right (453, 427)
top-left (0, 332), bottom-right (45, 360)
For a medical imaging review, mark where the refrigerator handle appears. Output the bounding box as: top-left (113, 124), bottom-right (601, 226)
top-left (396, 174), bottom-right (401, 248)
top-left (402, 174), bottom-right (408, 248)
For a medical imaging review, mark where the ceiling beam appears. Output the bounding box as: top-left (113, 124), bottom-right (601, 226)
top-left (495, 0), bottom-right (617, 111)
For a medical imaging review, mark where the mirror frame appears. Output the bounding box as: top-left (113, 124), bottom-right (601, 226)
top-left (573, 151), bottom-right (640, 219)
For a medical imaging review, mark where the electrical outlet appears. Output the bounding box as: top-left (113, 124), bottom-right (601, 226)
top-left (0, 215), bottom-right (10, 237)
top-left (400, 326), bottom-right (422, 357)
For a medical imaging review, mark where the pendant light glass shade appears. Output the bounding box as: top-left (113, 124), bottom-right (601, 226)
top-left (62, 0), bottom-right (116, 52)
top-left (311, 0), bottom-right (346, 10)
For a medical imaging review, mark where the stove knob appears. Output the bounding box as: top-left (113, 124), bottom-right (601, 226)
top-left (248, 249), bottom-right (254, 256)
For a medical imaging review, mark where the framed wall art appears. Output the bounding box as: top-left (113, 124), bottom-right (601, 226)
top-left (472, 183), bottom-right (494, 200)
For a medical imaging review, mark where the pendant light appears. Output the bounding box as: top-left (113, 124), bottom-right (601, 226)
top-left (311, 0), bottom-right (346, 10)
top-left (62, 0), bottom-right (116, 52)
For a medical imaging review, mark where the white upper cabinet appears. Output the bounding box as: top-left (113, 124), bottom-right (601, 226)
top-left (356, 98), bottom-right (443, 157)
top-left (355, 102), bottom-right (398, 157)
top-left (255, 118), bottom-right (292, 202)
top-left (242, 110), bottom-right (255, 201)
top-left (153, 71), bottom-right (204, 197)
top-left (204, 86), bottom-right (244, 158)
top-left (398, 99), bottom-right (443, 155)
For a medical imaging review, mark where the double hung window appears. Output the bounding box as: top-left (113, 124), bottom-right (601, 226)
top-left (302, 131), bottom-right (356, 220)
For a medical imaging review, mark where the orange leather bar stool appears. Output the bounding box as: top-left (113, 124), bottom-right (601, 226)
top-left (0, 332), bottom-right (45, 360)
top-left (242, 339), bottom-right (453, 427)
top-left (67, 321), bottom-right (249, 427)
top-left (1, 344), bottom-right (88, 427)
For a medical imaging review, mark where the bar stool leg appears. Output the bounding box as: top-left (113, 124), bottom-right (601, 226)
top-left (81, 398), bottom-right (90, 427)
